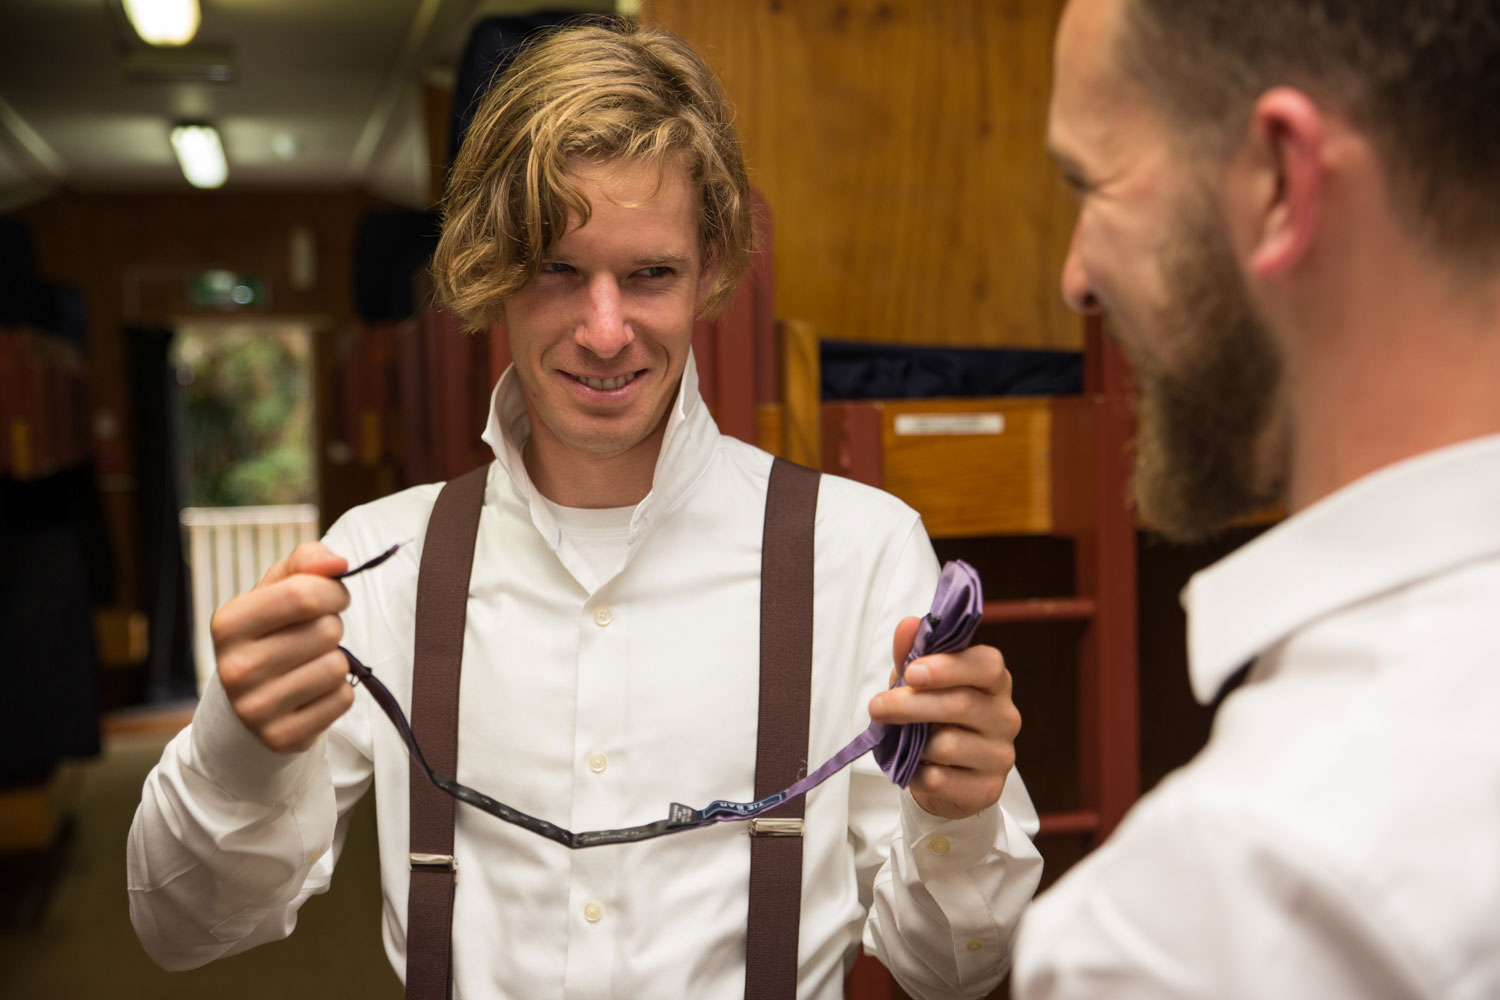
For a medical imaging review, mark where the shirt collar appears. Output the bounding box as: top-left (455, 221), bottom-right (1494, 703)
top-left (1183, 433), bottom-right (1500, 704)
top-left (478, 350), bottom-right (718, 554)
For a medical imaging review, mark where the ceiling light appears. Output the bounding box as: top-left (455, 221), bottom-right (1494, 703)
top-left (124, 45), bottom-right (235, 83)
top-left (270, 133), bottom-right (300, 160)
top-left (170, 124), bottom-right (227, 189)
top-left (122, 0), bottom-right (201, 47)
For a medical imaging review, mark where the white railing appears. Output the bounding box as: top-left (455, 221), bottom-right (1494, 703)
top-left (180, 504), bottom-right (320, 694)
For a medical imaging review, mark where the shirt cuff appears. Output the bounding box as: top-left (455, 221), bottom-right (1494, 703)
top-left (895, 792), bottom-right (1019, 988)
top-left (900, 791), bottom-right (1005, 870)
top-left (188, 671), bottom-right (325, 805)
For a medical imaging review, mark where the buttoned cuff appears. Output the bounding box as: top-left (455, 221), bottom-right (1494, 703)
top-left (900, 792), bottom-right (1004, 869)
top-left (189, 672), bottom-right (326, 806)
top-left (899, 792), bottom-right (1032, 984)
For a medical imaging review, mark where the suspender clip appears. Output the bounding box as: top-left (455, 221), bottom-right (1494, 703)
top-left (409, 852), bottom-right (458, 873)
top-left (748, 818), bottom-right (804, 837)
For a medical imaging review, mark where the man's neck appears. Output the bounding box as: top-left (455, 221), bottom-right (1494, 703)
top-left (1282, 253), bottom-right (1500, 511)
top-left (522, 431), bottom-right (665, 509)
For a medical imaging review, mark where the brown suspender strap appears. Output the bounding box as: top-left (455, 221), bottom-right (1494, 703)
top-left (402, 457), bottom-right (819, 998)
top-left (406, 463), bottom-right (489, 1000)
top-left (746, 457), bottom-right (820, 1000)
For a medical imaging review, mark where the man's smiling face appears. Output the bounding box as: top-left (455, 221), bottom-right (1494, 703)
top-left (1047, 0), bottom-right (1285, 539)
top-left (501, 155), bottom-right (711, 488)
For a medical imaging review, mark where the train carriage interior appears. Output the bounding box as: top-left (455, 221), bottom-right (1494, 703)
top-left (0, 2), bottom-right (1270, 997)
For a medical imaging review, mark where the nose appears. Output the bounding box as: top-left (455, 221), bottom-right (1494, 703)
top-left (574, 274), bottom-right (633, 359)
top-left (1060, 228), bottom-right (1101, 315)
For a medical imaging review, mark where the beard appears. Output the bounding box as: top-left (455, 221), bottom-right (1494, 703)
top-left (1126, 197), bottom-right (1286, 543)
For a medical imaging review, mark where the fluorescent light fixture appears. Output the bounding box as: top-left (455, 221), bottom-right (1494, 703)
top-left (270, 132), bottom-right (300, 160)
top-left (122, 0), bottom-right (201, 46)
top-left (170, 124), bottom-right (227, 189)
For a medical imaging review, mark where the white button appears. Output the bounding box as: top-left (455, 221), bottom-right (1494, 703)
top-left (587, 753), bottom-right (607, 774)
top-left (593, 606), bottom-right (612, 627)
top-left (928, 835), bottom-right (951, 855)
top-left (583, 902), bottom-right (603, 923)
top-left (966, 939), bottom-right (984, 952)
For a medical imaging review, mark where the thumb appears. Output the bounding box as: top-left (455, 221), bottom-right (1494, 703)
top-left (888, 616), bottom-right (922, 686)
top-left (256, 541), bottom-right (348, 589)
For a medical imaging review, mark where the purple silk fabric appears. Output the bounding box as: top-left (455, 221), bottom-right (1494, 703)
top-left (875, 557), bottom-right (986, 784)
top-left (339, 547), bottom-right (987, 843)
top-left (752, 558), bottom-right (984, 817)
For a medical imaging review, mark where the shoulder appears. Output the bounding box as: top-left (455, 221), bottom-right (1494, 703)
top-left (1013, 775), bottom-right (1329, 996)
top-left (320, 478), bottom-right (460, 656)
top-left (712, 436), bottom-right (924, 542)
top-left (321, 480), bottom-right (447, 567)
top-left (709, 438), bottom-right (935, 621)
top-left (1021, 665), bottom-right (1487, 997)
top-left (1015, 768), bottom-right (1445, 997)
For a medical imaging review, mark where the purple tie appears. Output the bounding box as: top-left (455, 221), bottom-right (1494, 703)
top-left (338, 550), bottom-right (985, 847)
top-left (696, 558), bottom-right (984, 822)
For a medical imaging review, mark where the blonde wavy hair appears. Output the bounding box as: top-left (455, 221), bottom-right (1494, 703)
top-left (431, 18), bottom-right (752, 329)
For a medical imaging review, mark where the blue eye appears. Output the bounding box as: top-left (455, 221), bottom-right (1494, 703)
top-left (639, 266), bottom-right (673, 279)
top-left (540, 261), bottom-right (573, 275)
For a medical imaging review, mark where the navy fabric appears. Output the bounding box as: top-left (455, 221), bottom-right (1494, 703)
top-left (820, 340), bottom-right (1083, 400)
top-left (354, 12), bottom-right (601, 324)
top-left (446, 12), bottom-right (600, 176)
top-left (30, 282), bottom-right (88, 347)
top-left (127, 325), bottom-right (198, 702)
top-left (0, 468), bottom-right (110, 780)
top-left (0, 216), bottom-right (39, 326)
top-left (352, 210), bottom-right (441, 322)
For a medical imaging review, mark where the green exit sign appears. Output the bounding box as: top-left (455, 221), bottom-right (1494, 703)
top-left (190, 270), bottom-right (268, 309)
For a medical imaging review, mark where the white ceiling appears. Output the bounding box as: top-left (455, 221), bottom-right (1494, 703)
top-left (0, 0), bottom-right (613, 209)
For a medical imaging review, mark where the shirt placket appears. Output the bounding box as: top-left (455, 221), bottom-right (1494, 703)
top-left (562, 583), bottom-right (629, 996)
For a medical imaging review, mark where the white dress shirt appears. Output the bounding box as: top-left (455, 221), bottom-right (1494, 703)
top-left (129, 359), bottom-right (1043, 999)
top-left (1014, 433), bottom-right (1500, 1000)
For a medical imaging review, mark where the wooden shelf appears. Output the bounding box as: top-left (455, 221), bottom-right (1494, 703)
top-left (1037, 809), bottom-right (1101, 837)
top-left (982, 597), bottom-right (1096, 624)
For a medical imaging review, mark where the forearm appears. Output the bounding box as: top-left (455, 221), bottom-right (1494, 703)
top-left (864, 779), bottom-right (1044, 999)
top-left (852, 520), bottom-right (1043, 994)
top-left (126, 675), bottom-right (344, 969)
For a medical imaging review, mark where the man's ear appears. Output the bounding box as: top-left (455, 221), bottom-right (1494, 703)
top-left (1237, 87), bottom-right (1326, 279)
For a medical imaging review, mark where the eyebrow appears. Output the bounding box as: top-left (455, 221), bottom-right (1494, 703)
top-left (1045, 144), bottom-right (1093, 192)
top-left (633, 252), bottom-right (693, 267)
top-left (1045, 142), bottom-right (1079, 173)
top-left (545, 251), bottom-right (696, 268)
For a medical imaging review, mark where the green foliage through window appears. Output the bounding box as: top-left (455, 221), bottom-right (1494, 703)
top-left (174, 323), bottom-right (315, 507)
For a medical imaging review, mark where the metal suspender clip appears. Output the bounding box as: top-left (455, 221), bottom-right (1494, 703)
top-left (748, 818), bottom-right (804, 837)
top-left (409, 852), bottom-right (458, 873)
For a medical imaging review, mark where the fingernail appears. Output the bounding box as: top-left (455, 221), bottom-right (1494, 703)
top-left (907, 662), bottom-right (930, 687)
top-left (870, 693), bottom-right (886, 717)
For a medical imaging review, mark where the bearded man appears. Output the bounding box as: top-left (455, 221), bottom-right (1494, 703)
top-left (1018, 0), bottom-right (1500, 996)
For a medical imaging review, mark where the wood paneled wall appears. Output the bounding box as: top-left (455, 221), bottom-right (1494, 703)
top-left (643, 0), bottom-right (1080, 349)
top-left (14, 188), bottom-right (392, 611)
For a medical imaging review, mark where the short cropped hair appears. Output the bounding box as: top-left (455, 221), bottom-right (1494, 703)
top-left (431, 18), bottom-right (752, 328)
top-left (1117, 0), bottom-right (1500, 262)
